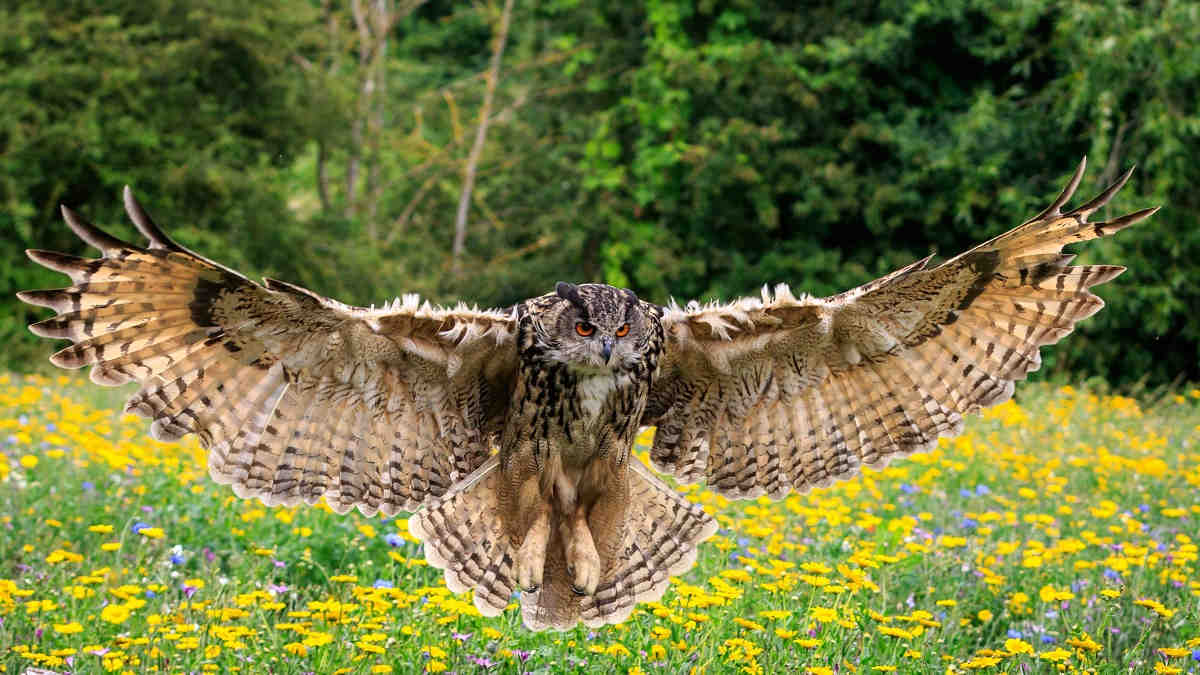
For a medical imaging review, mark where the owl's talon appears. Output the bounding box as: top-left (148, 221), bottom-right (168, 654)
top-left (561, 511), bottom-right (601, 596)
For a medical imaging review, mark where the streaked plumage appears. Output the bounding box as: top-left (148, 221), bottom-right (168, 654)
top-left (19, 158), bottom-right (1156, 630)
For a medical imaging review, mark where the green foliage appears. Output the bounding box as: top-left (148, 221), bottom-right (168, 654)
top-left (2, 0), bottom-right (1196, 385)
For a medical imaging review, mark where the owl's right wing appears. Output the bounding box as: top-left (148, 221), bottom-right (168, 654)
top-left (643, 158), bottom-right (1157, 499)
top-left (19, 189), bottom-right (519, 516)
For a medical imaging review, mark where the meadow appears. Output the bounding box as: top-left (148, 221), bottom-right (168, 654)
top-left (0, 373), bottom-right (1197, 674)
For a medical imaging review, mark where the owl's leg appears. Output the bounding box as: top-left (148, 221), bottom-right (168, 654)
top-left (560, 504), bottom-right (601, 596)
top-left (515, 479), bottom-right (552, 593)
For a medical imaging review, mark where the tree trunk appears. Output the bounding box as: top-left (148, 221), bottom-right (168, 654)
top-left (452, 0), bottom-right (516, 273)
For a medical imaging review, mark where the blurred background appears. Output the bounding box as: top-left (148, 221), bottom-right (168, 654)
top-left (2, 0), bottom-right (1196, 387)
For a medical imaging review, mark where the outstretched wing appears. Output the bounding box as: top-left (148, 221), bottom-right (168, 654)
top-left (19, 188), bottom-right (518, 516)
top-left (644, 158), bottom-right (1157, 499)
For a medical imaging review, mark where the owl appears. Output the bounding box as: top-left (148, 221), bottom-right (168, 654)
top-left (18, 158), bottom-right (1156, 630)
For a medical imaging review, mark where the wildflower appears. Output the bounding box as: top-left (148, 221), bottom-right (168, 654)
top-left (733, 617), bottom-right (765, 631)
top-left (1066, 634), bottom-right (1103, 652)
top-left (1005, 639), bottom-right (1034, 655)
top-left (878, 626), bottom-right (914, 639)
top-left (53, 622), bottom-right (83, 634)
top-left (810, 607), bottom-right (838, 623)
top-left (302, 632), bottom-right (334, 648)
top-left (1039, 647), bottom-right (1072, 662)
top-left (796, 638), bottom-right (822, 648)
top-left (962, 656), bottom-right (1002, 669)
top-left (100, 604), bottom-right (131, 624)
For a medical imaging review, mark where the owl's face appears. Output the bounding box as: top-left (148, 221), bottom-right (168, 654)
top-left (528, 282), bottom-right (660, 374)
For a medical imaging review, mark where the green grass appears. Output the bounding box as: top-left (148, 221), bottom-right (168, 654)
top-left (1, 373), bottom-right (1198, 674)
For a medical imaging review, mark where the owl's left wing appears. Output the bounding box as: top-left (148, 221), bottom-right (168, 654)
top-left (19, 189), bottom-right (519, 516)
top-left (643, 159), bottom-right (1157, 499)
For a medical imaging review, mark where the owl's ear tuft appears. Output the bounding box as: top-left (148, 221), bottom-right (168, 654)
top-left (555, 281), bottom-right (577, 300)
top-left (555, 282), bottom-right (588, 316)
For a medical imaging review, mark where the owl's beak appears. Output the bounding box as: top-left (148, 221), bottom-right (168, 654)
top-left (600, 336), bottom-right (613, 363)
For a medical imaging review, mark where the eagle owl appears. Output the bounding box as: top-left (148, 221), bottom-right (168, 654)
top-left (19, 159), bottom-right (1156, 630)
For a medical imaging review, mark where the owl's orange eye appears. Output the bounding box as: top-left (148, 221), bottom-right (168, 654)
top-left (615, 323), bottom-right (630, 338)
top-left (575, 321), bottom-right (595, 337)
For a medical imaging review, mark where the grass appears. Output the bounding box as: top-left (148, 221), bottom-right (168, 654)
top-left (0, 373), bottom-right (1198, 674)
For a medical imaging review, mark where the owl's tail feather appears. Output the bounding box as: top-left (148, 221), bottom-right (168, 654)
top-left (408, 457), bottom-right (519, 617)
top-left (521, 460), bottom-right (718, 631)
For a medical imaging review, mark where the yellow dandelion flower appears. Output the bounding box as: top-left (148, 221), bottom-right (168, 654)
top-left (1038, 647), bottom-right (1072, 662)
top-left (139, 527), bottom-right (165, 539)
top-left (795, 638), bottom-right (822, 648)
top-left (283, 642), bottom-right (306, 656)
top-left (302, 632), bottom-right (334, 648)
top-left (100, 604), bottom-right (131, 624)
top-left (733, 617), bottom-right (765, 632)
top-left (810, 606), bottom-right (838, 623)
top-left (53, 622), bottom-right (83, 634)
top-left (19, 455), bottom-right (38, 469)
top-left (977, 609), bottom-right (993, 622)
top-left (1153, 665), bottom-right (1181, 675)
top-left (1005, 639), bottom-right (1034, 655)
top-left (372, 665), bottom-right (395, 674)
top-left (1066, 634), bottom-right (1103, 652)
top-left (1158, 648), bottom-right (1190, 658)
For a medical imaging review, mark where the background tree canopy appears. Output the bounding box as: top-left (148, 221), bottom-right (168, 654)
top-left (2, 0), bottom-right (1196, 386)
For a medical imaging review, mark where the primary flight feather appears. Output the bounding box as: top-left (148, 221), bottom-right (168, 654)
top-left (18, 158), bottom-right (1156, 630)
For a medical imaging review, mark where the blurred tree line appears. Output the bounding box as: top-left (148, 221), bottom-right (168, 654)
top-left (2, 0), bottom-right (1196, 386)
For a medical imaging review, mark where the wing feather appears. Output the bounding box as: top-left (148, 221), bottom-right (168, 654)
top-left (645, 158), bottom-right (1157, 498)
top-left (20, 190), bottom-right (519, 515)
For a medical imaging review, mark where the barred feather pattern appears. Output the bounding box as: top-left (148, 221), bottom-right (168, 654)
top-left (407, 458), bottom-right (519, 617)
top-left (520, 460), bottom-right (717, 631)
top-left (19, 189), bottom-right (519, 516)
top-left (645, 158), bottom-right (1157, 499)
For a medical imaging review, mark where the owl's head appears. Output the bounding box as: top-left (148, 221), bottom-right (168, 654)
top-left (524, 282), bottom-right (661, 374)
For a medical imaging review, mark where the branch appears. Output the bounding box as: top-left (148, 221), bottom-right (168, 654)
top-left (451, 0), bottom-right (516, 272)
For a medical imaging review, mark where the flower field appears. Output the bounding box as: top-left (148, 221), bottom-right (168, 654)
top-left (1, 373), bottom-right (1198, 674)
